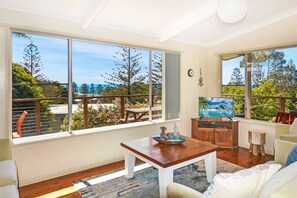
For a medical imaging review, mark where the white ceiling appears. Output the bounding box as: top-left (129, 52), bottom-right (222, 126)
top-left (0, 0), bottom-right (297, 46)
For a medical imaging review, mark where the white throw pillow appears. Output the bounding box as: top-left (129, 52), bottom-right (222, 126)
top-left (289, 118), bottom-right (297, 134)
top-left (203, 163), bottom-right (281, 198)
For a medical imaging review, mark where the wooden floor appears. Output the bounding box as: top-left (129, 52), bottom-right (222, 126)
top-left (19, 147), bottom-right (274, 198)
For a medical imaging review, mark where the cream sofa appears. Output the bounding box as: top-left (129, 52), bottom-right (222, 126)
top-left (167, 139), bottom-right (297, 198)
top-left (0, 139), bottom-right (19, 198)
top-left (275, 123), bottom-right (297, 143)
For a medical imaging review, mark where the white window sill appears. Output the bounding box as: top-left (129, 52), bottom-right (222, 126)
top-left (234, 117), bottom-right (278, 127)
top-left (12, 118), bottom-right (180, 146)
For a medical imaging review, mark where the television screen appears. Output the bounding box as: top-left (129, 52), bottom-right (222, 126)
top-left (199, 97), bottom-right (234, 118)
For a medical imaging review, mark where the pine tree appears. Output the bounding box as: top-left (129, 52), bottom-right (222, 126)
top-left (72, 82), bottom-right (78, 95)
top-left (252, 63), bottom-right (265, 86)
top-left (22, 41), bottom-right (44, 80)
top-left (96, 84), bottom-right (104, 95)
top-left (12, 32), bottom-right (31, 40)
top-left (278, 59), bottom-right (296, 93)
top-left (90, 83), bottom-right (95, 95)
top-left (80, 83), bottom-right (89, 95)
top-left (229, 67), bottom-right (244, 85)
top-left (152, 51), bottom-right (162, 85)
top-left (101, 47), bottom-right (146, 95)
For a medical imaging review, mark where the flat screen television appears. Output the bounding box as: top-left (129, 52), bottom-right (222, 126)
top-left (199, 97), bottom-right (234, 119)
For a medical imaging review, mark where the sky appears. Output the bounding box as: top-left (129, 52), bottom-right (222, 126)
top-left (12, 33), bottom-right (151, 84)
top-left (222, 47), bottom-right (297, 85)
top-left (13, 33), bottom-right (297, 85)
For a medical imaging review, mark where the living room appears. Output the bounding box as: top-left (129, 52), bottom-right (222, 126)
top-left (1, 0), bottom-right (297, 197)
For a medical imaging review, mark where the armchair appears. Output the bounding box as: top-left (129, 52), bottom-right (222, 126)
top-left (0, 139), bottom-right (19, 197)
top-left (275, 123), bottom-right (297, 143)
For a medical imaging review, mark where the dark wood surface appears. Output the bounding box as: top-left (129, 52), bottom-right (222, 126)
top-left (121, 136), bottom-right (219, 168)
top-left (19, 147), bottom-right (274, 198)
top-left (192, 118), bottom-right (238, 149)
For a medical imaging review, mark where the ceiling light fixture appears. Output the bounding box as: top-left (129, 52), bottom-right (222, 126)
top-left (217, 0), bottom-right (248, 23)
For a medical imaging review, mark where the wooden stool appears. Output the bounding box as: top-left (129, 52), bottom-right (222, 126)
top-left (248, 129), bottom-right (266, 156)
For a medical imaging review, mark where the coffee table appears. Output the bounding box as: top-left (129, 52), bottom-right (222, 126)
top-left (121, 136), bottom-right (219, 197)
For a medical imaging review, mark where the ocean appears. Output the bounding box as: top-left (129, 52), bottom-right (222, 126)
top-left (75, 84), bottom-right (116, 94)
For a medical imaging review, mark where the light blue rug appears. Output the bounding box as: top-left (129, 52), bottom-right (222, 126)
top-left (73, 159), bottom-right (243, 198)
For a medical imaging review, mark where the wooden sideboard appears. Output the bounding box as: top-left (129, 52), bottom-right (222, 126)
top-left (191, 117), bottom-right (239, 149)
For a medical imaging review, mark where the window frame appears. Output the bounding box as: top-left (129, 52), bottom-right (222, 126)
top-left (10, 29), bottom-right (181, 139)
top-left (221, 45), bottom-right (297, 121)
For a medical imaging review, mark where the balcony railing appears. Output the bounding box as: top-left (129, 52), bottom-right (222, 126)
top-left (12, 94), bottom-right (161, 138)
top-left (222, 94), bottom-right (297, 119)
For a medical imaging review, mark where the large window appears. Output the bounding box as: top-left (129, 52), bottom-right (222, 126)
top-left (12, 31), bottom-right (178, 138)
top-left (222, 47), bottom-right (297, 121)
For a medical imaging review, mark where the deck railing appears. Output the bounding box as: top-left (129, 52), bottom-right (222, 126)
top-left (12, 94), bottom-right (161, 137)
top-left (222, 94), bottom-right (296, 118)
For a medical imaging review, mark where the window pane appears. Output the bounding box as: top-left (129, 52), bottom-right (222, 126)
top-left (12, 32), bottom-right (68, 137)
top-left (71, 40), bottom-right (150, 130)
top-left (251, 48), bottom-right (297, 121)
top-left (221, 55), bottom-right (245, 117)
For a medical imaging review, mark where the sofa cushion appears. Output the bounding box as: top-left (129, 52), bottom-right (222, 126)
top-left (289, 118), bottom-right (297, 134)
top-left (0, 139), bottom-right (10, 161)
top-left (167, 182), bottom-right (204, 198)
top-left (0, 160), bottom-right (18, 186)
top-left (259, 161), bottom-right (297, 198)
top-left (204, 163), bottom-right (281, 198)
top-left (286, 145), bottom-right (297, 166)
top-left (0, 185), bottom-right (19, 198)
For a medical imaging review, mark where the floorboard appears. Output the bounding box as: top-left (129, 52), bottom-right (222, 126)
top-left (19, 147), bottom-right (274, 198)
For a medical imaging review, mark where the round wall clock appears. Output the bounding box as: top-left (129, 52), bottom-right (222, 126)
top-left (188, 69), bottom-right (194, 77)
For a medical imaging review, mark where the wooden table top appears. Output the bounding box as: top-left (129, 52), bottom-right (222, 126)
top-left (121, 136), bottom-right (219, 168)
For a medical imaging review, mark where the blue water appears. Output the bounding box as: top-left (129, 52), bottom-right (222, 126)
top-left (75, 84), bottom-right (116, 94)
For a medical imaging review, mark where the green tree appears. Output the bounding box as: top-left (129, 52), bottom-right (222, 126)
top-left (152, 51), bottom-right (162, 85)
top-left (80, 83), bottom-right (89, 95)
top-left (152, 51), bottom-right (162, 101)
top-left (22, 41), bottom-right (45, 80)
top-left (38, 80), bottom-right (67, 103)
top-left (12, 32), bottom-right (31, 40)
top-left (90, 83), bottom-right (95, 95)
top-left (96, 84), bottom-right (104, 95)
top-left (12, 63), bottom-right (56, 136)
top-left (251, 79), bottom-right (280, 121)
top-left (60, 105), bottom-right (121, 131)
top-left (72, 82), bottom-right (78, 94)
top-left (101, 47), bottom-right (146, 96)
top-left (12, 63), bottom-right (43, 98)
top-left (229, 67), bottom-right (244, 85)
top-left (222, 85), bottom-right (245, 115)
top-left (252, 63), bottom-right (265, 86)
top-left (277, 59), bottom-right (296, 93)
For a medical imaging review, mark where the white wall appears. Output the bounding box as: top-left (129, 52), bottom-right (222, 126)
top-left (0, 27), bottom-right (8, 139)
top-left (0, 9), bottom-right (209, 186)
top-left (208, 14), bottom-right (297, 154)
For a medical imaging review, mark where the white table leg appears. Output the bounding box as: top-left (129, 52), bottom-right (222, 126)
top-left (158, 168), bottom-right (174, 198)
top-left (125, 150), bottom-right (136, 179)
top-left (204, 151), bottom-right (217, 182)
